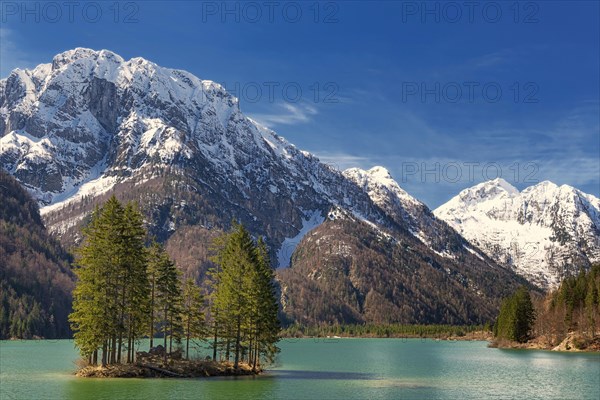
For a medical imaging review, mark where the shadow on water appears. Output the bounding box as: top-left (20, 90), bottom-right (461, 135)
top-left (273, 369), bottom-right (375, 380)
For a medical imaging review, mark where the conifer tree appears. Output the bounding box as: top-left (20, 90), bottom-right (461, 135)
top-left (208, 223), bottom-right (280, 369)
top-left (181, 278), bottom-right (206, 359)
top-left (153, 243), bottom-right (183, 361)
top-left (495, 286), bottom-right (535, 343)
top-left (70, 196), bottom-right (150, 365)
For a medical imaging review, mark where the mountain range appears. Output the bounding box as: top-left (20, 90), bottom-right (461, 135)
top-left (1, 49), bottom-right (597, 329)
top-left (434, 178), bottom-right (600, 288)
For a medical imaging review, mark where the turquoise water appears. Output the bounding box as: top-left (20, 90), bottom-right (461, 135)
top-left (1, 338), bottom-right (598, 399)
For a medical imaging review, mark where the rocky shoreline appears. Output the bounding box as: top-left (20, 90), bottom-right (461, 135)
top-left (76, 348), bottom-right (261, 378)
top-left (489, 333), bottom-right (600, 352)
top-left (76, 360), bottom-right (259, 378)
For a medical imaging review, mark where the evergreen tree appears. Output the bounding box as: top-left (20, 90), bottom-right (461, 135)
top-left (70, 196), bottom-right (150, 365)
top-left (153, 243), bottom-right (183, 362)
top-left (121, 203), bottom-right (150, 363)
top-left (181, 278), bottom-right (206, 359)
top-left (251, 237), bottom-right (281, 369)
top-left (208, 223), bottom-right (280, 369)
top-left (147, 242), bottom-right (161, 349)
top-left (495, 286), bottom-right (535, 343)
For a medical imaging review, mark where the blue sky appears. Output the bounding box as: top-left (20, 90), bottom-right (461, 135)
top-left (1, 1), bottom-right (598, 207)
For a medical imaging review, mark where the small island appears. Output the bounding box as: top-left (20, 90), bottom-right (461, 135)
top-left (70, 197), bottom-right (280, 378)
top-left (76, 346), bottom-right (259, 378)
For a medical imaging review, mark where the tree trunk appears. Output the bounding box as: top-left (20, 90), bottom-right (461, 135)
top-left (163, 307), bottom-right (168, 364)
top-left (225, 338), bottom-right (230, 361)
top-left (248, 338), bottom-right (253, 366)
top-left (212, 311), bottom-right (218, 361)
top-left (118, 284), bottom-right (126, 363)
top-left (111, 335), bottom-right (117, 364)
top-left (149, 280), bottom-right (155, 349)
top-left (186, 319), bottom-right (191, 360)
top-left (169, 314), bottom-right (173, 353)
top-left (252, 340), bottom-right (258, 372)
top-left (101, 341), bottom-right (108, 367)
top-left (117, 331), bottom-right (123, 364)
top-left (234, 315), bottom-right (241, 369)
top-left (127, 319), bottom-right (133, 364)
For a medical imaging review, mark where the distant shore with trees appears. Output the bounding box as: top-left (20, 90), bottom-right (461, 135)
top-left (491, 265), bottom-right (600, 352)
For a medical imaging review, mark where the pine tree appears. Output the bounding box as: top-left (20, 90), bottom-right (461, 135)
top-left (495, 286), bottom-right (535, 343)
top-left (70, 204), bottom-right (117, 365)
top-left (70, 196), bottom-right (150, 365)
top-left (251, 237), bottom-right (281, 369)
top-left (181, 278), bottom-right (206, 359)
top-left (147, 242), bottom-right (161, 349)
top-left (208, 223), bottom-right (280, 369)
top-left (121, 202), bottom-right (150, 363)
top-left (153, 243), bottom-right (183, 362)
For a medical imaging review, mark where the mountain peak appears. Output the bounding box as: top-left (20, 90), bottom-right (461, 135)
top-left (51, 48), bottom-right (124, 70)
top-left (344, 166), bottom-right (396, 188)
top-left (435, 177), bottom-right (600, 288)
top-left (367, 165), bottom-right (392, 179)
top-left (343, 166), bottom-right (422, 211)
top-left (482, 177), bottom-right (519, 194)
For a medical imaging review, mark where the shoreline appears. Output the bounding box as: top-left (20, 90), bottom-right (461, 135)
top-left (489, 333), bottom-right (600, 353)
top-left (279, 330), bottom-right (494, 341)
top-left (76, 360), bottom-right (261, 378)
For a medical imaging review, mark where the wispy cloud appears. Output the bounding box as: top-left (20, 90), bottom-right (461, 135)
top-left (310, 151), bottom-right (373, 171)
top-left (469, 49), bottom-right (514, 69)
top-left (249, 103), bottom-right (318, 127)
top-left (0, 28), bottom-right (35, 78)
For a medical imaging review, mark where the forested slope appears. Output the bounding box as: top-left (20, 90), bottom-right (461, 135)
top-left (0, 170), bottom-right (74, 338)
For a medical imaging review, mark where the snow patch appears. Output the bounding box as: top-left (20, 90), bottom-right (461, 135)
top-left (276, 210), bottom-right (325, 268)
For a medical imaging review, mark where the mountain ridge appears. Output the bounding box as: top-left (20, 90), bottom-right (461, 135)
top-left (435, 179), bottom-right (600, 288)
top-left (0, 48), bottom-right (592, 325)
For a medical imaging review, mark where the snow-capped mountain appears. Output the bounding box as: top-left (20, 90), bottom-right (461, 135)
top-left (343, 166), bottom-right (489, 261)
top-left (434, 178), bottom-right (600, 288)
top-left (0, 48), bottom-right (389, 258)
top-left (0, 48), bottom-right (538, 324)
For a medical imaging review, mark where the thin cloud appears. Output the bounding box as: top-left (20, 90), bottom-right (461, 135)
top-left (470, 49), bottom-right (514, 69)
top-left (249, 103), bottom-right (318, 127)
top-left (310, 151), bottom-right (373, 171)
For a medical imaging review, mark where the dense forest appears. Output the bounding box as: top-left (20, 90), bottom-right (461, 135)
top-left (70, 196), bottom-right (280, 370)
top-left (494, 265), bottom-right (600, 349)
top-left (0, 171), bottom-right (74, 339)
top-left (282, 323), bottom-right (488, 338)
top-left (533, 264), bottom-right (600, 343)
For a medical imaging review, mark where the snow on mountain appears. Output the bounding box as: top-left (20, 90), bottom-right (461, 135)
top-left (4, 48), bottom-right (593, 292)
top-left (0, 48), bottom-right (389, 258)
top-left (344, 166), bottom-right (422, 209)
top-left (434, 178), bottom-right (600, 288)
top-left (343, 166), bottom-right (490, 262)
top-left (1, 48), bottom-right (546, 325)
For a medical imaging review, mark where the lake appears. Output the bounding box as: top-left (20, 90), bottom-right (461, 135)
top-left (1, 338), bottom-right (598, 400)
